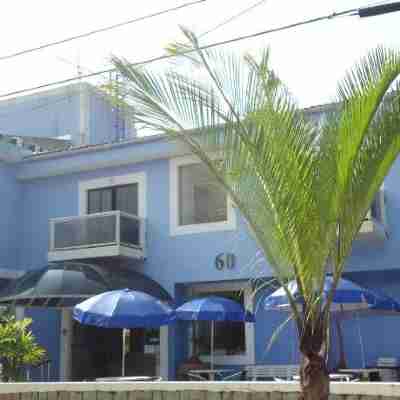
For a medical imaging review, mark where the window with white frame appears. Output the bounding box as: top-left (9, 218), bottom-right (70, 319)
top-left (170, 156), bottom-right (236, 235)
top-left (193, 291), bottom-right (246, 357)
top-left (79, 173), bottom-right (146, 218)
top-left (187, 283), bottom-right (255, 365)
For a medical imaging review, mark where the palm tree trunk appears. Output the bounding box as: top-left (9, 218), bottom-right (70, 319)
top-left (299, 350), bottom-right (330, 400)
top-left (298, 316), bottom-right (330, 400)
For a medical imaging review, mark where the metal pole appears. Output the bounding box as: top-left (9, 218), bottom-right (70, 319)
top-left (210, 321), bottom-right (215, 371)
top-left (356, 313), bottom-right (366, 368)
top-left (122, 329), bottom-right (126, 377)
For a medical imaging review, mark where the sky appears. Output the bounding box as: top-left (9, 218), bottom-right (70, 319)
top-left (0, 0), bottom-right (399, 108)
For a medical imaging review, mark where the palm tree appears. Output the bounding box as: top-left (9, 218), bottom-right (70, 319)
top-left (112, 28), bottom-right (400, 400)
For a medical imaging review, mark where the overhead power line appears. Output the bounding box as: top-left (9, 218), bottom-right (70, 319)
top-left (1, 1), bottom-right (400, 99)
top-left (198, 0), bottom-right (269, 38)
top-left (0, 0), bottom-right (206, 62)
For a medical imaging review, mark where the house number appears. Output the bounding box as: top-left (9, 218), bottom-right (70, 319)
top-left (215, 253), bottom-right (235, 270)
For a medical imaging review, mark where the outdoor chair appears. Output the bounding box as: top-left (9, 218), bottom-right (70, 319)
top-left (244, 364), bottom-right (300, 381)
top-left (186, 372), bottom-right (208, 381)
top-left (220, 370), bottom-right (245, 381)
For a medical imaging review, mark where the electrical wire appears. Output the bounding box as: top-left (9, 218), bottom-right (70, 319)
top-left (198, 0), bottom-right (269, 38)
top-left (0, 0), bottom-right (207, 62)
top-left (0, 6), bottom-right (363, 99)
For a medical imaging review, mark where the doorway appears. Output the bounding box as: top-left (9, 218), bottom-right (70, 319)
top-left (60, 310), bottom-right (167, 381)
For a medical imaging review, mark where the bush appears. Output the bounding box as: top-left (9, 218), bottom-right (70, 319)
top-left (0, 315), bottom-right (45, 382)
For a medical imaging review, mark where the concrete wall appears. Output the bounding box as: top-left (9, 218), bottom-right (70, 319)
top-left (1, 381), bottom-right (400, 399)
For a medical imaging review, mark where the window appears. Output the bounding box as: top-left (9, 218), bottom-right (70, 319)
top-left (187, 283), bottom-right (255, 365)
top-left (87, 184), bottom-right (138, 215)
top-left (170, 156), bottom-right (236, 235)
top-left (193, 291), bottom-right (245, 357)
top-left (79, 173), bottom-right (146, 217)
top-left (179, 163), bottom-right (227, 225)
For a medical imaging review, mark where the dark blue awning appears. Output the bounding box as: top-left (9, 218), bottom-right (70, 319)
top-left (0, 262), bottom-right (171, 307)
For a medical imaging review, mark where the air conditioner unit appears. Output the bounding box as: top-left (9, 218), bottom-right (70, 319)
top-left (358, 187), bottom-right (387, 241)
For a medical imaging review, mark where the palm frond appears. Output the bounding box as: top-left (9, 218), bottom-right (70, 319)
top-left (113, 29), bottom-right (400, 334)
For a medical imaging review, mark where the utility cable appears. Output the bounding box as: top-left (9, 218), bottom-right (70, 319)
top-left (198, 0), bottom-right (269, 38)
top-left (1, 2), bottom-right (400, 99)
top-left (0, 0), bottom-right (206, 62)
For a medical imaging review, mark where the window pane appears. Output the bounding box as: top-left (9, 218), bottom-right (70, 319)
top-left (101, 189), bottom-right (113, 212)
top-left (115, 184), bottom-right (138, 215)
top-left (87, 188), bottom-right (112, 214)
top-left (88, 190), bottom-right (101, 214)
top-left (179, 164), bottom-right (227, 226)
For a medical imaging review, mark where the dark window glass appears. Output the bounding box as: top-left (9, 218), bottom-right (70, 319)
top-left (115, 184), bottom-right (138, 216)
top-left (87, 184), bottom-right (138, 215)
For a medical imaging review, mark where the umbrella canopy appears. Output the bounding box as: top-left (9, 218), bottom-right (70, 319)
top-left (175, 295), bottom-right (255, 322)
top-left (264, 277), bottom-right (400, 369)
top-left (263, 276), bottom-right (396, 313)
top-left (0, 262), bottom-right (171, 307)
top-left (73, 289), bottom-right (175, 329)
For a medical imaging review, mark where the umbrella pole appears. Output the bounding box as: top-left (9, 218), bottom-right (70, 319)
top-left (211, 321), bottom-right (215, 371)
top-left (356, 314), bottom-right (366, 368)
top-left (122, 329), bottom-right (126, 377)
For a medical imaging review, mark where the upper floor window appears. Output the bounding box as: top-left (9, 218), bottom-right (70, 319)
top-left (178, 163), bottom-right (227, 226)
top-left (170, 156), bottom-right (236, 235)
top-left (79, 172), bottom-right (146, 218)
top-left (87, 184), bottom-right (138, 215)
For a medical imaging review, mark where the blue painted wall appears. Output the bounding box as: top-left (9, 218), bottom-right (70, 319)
top-left (0, 162), bottom-right (20, 270)
top-left (0, 88), bottom-right (81, 143)
top-left (0, 83), bottom-right (135, 146)
top-left (2, 135), bottom-right (400, 378)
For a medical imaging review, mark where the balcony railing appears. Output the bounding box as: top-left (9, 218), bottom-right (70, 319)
top-left (48, 211), bottom-right (145, 261)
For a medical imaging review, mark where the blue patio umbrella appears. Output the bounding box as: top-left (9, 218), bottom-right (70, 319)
top-left (264, 277), bottom-right (400, 368)
top-left (74, 289), bottom-right (175, 376)
top-left (264, 276), bottom-right (391, 313)
top-left (175, 296), bottom-right (255, 370)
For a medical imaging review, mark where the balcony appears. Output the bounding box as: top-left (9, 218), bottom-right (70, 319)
top-left (357, 189), bottom-right (387, 242)
top-left (48, 211), bottom-right (145, 263)
top-left (358, 215), bottom-right (387, 242)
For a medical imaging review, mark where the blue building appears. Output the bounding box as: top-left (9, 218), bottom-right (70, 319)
top-left (0, 92), bottom-right (398, 381)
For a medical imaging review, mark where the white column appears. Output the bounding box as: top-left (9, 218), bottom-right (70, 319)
top-left (160, 326), bottom-right (169, 380)
top-left (15, 306), bottom-right (24, 320)
top-left (245, 287), bottom-right (256, 364)
top-left (60, 309), bottom-right (72, 381)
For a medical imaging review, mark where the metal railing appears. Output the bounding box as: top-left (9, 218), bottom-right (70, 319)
top-left (49, 211), bottom-right (145, 252)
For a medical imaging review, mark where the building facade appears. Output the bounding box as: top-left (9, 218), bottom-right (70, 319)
top-left (0, 94), bottom-right (398, 381)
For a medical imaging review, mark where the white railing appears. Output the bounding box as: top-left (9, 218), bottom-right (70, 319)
top-left (49, 211), bottom-right (145, 253)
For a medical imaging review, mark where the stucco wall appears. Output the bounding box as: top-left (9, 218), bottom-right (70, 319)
top-left (7, 137), bottom-right (400, 379)
top-left (0, 162), bottom-right (20, 270)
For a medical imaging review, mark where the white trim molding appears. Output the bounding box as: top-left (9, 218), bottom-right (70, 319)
top-left (189, 281), bottom-right (255, 366)
top-left (78, 172), bottom-right (147, 217)
top-left (169, 155), bottom-right (236, 236)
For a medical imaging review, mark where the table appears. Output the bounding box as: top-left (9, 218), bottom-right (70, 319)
top-left (188, 369), bottom-right (236, 381)
top-left (95, 376), bottom-right (162, 382)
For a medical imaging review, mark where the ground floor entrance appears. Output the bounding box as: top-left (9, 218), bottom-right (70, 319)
top-left (61, 310), bottom-right (163, 381)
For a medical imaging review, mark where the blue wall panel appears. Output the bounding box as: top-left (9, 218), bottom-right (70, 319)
top-left (0, 162), bottom-right (20, 270)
